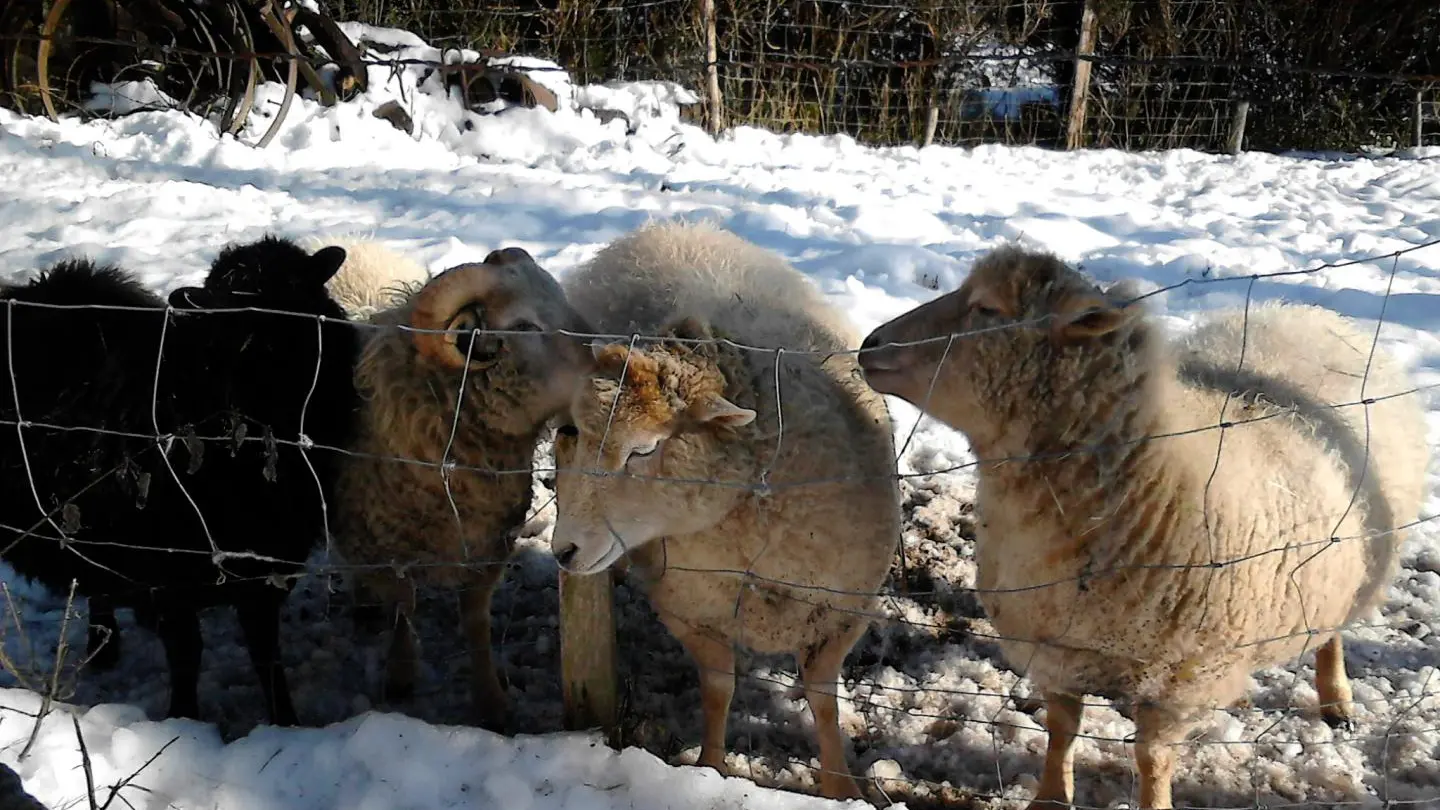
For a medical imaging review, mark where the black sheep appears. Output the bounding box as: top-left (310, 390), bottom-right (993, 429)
top-left (0, 236), bottom-right (360, 726)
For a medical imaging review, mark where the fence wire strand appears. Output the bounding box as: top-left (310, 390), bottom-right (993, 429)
top-left (3, 0), bottom-right (1440, 801)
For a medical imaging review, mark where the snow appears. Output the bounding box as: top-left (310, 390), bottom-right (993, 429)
top-left (2, 19), bottom-right (1440, 810)
top-left (83, 80), bottom-right (183, 116)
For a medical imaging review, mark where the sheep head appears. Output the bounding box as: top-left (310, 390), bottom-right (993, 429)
top-left (858, 244), bottom-right (1146, 454)
top-left (549, 317), bottom-right (757, 576)
top-left (407, 247), bottom-right (594, 430)
top-left (169, 236), bottom-right (348, 316)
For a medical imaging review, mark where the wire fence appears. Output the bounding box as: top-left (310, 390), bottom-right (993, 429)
top-left (2, 0), bottom-right (1439, 154)
top-left (1, 235), bottom-right (1438, 808)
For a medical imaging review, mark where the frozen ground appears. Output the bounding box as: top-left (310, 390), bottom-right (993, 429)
top-left (1, 21), bottom-right (1440, 810)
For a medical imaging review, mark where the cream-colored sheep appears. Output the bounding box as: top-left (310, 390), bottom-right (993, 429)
top-left (332, 246), bottom-right (594, 730)
top-left (857, 244), bottom-right (1430, 809)
top-left (300, 235), bottom-right (431, 319)
top-left (549, 221), bottom-right (902, 800)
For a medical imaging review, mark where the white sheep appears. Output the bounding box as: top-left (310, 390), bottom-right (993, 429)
top-left (332, 246), bottom-right (595, 730)
top-left (857, 244), bottom-right (1430, 809)
top-left (300, 234), bottom-right (431, 319)
top-left (549, 220), bottom-right (902, 800)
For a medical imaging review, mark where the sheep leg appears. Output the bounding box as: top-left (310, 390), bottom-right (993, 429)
top-left (348, 578), bottom-right (386, 635)
top-left (157, 606), bottom-right (202, 720)
top-left (382, 591), bottom-right (420, 704)
top-left (1315, 633), bottom-right (1354, 730)
top-left (460, 566), bottom-right (509, 732)
top-left (1026, 691), bottom-right (1084, 809)
top-left (666, 623), bottom-right (736, 774)
top-left (236, 593), bottom-right (299, 727)
top-left (1133, 705), bottom-right (1189, 810)
top-left (85, 595), bottom-right (120, 671)
top-left (798, 622), bottom-right (867, 800)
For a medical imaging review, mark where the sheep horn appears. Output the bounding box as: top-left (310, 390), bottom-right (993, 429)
top-left (409, 262), bottom-right (496, 369)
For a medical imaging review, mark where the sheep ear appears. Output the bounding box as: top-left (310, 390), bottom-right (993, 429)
top-left (1104, 278), bottom-right (1143, 302)
top-left (688, 394), bottom-right (756, 428)
top-left (484, 246), bottom-right (535, 266)
top-left (664, 316), bottom-right (713, 342)
top-left (168, 287), bottom-right (209, 309)
top-left (308, 246), bottom-right (347, 285)
top-left (591, 342), bottom-right (630, 368)
top-left (1050, 292), bottom-right (1131, 344)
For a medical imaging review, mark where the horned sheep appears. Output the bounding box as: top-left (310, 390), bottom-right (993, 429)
top-left (331, 246), bottom-right (594, 730)
top-left (857, 244), bottom-right (1430, 809)
top-left (549, 220), bottom-right (902, 800)
top-left (0, 235), bottom-right (361, 726)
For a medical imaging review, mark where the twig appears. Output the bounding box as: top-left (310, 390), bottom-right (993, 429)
top-left (100, 735), bottom-right (181, 810)
top-left (20, 579), bottom-right (76, 760)
top-left (73, 714), bottom-right (99, 810)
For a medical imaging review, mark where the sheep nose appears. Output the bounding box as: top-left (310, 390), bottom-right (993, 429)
top-left (858, 331), bottom-right (895, 372)
top-left (554, 543), bottom-right (579, 568)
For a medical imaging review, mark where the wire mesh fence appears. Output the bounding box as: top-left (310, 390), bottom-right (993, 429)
top-left (0, 234), bottom-right (1437, 807)
top-left (1, 0), bottom-right (1439, 806)
top-left (2, 0), bottom-right (1440, 154)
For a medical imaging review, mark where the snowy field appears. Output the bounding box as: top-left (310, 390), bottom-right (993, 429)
top-left (2, 21), bottom-right (1440, 810)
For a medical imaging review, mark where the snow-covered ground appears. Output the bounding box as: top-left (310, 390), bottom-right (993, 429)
top-left (2, 21), bottom-right (1440, 810)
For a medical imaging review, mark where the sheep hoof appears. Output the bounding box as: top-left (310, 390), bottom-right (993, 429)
top-left (1322, 709), bottom-right (1355, 732)
top-left (166, 699), bottom-right (201, 721)
top-left (820, 775), bottom-right (865, 801)
top-left (382, 678), bottom-right (415, 704)
top-left (467, 701), bottom-right (509, 734)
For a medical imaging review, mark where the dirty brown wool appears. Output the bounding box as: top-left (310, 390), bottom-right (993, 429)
top-left (333, 248), bottom-right (593, 731)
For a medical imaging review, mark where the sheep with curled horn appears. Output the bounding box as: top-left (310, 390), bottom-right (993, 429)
top-left (857, 244), bottom-right (1430, 809)
top-left (332, 246), bottom-right (594, 731)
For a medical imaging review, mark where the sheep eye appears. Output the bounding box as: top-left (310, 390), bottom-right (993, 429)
top-left (974, 304), bottom-right (1001, 318)
top-left (455, 329), bottom-right (500, 365)
top-left (557, 424), bottom-right (579, 438)
top-left (448, 312), bottom-right (479, 334)
top-left (511, 320), bottom-right (541, 333)
top-left (448, 307), bottom-right (502, 364)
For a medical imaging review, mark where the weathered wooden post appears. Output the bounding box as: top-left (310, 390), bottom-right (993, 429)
top-left (1065, 0), bottom-right (1099, 150)
top-left (559, 569), bottom-right (619, 746)
top-left (702, 0), bottom-right (724, 135)
top-left (1416, 88), bottom-right (1426, 149)
top-left (921, 89), bottom-right (940, 148)
top-left (1227, 99), bottom-right (1249, 155)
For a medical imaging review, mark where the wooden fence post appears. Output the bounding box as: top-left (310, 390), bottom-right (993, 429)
top-left (920, 90), bottom-right (940, 148)
top-left (1416, 88), bottom-right (1426, 149)
top-left (559, 570), bottom-right (619, 746)
top-left (1227, 99), bottom-right (1249, 155)
top-left (1065, 0), bottom-right (1099, 150)
top-left (702, 0), bottom-right (723, 135)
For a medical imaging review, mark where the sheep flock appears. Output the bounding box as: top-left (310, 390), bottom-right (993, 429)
top-left (0, 222), bottom-right (1434, 810)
